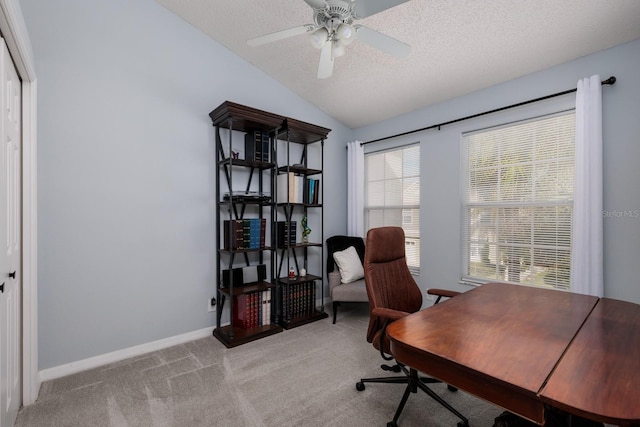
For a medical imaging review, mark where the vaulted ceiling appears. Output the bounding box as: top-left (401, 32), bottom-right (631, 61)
top-left (156, 0), bottom-right (640, 128)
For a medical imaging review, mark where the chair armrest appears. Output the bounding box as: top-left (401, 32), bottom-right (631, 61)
top-left (428, 288), bottom-right (461, 305)
top-left (328, 270), bottom-right (342, 294)
top-left (372, 307), bottom-right (411, 322)
top-left (427, 288), bottom-right (460, 299)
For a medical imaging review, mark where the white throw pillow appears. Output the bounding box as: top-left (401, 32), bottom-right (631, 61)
top-left (333, 246), bottom-right (364, 284)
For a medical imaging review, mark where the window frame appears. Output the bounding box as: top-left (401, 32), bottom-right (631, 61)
top-left (460, 111), bottom-right (576, 290)
top-left (364, 143), bottom-right (421, 274)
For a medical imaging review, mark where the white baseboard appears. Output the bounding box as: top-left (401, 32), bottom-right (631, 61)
top-left (38, 297), bottom-right (332, 383)
top-left (39, 327), bottom-right (214, 383)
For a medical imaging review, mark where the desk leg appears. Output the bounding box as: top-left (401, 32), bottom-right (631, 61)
top-left (493, 411), bottom-right (537, 427)
top-left (543, 405), bottom-right (604, 427)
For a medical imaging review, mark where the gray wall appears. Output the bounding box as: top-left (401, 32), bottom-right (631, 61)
top-left (21, 0), bottom-right (640, 370)
top-left (21, 0), bottom-right (352, 370)
top-left (355, 38), bottom-right (640, 304)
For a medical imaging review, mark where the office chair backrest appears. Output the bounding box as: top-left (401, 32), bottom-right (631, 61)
top-left (364, 226), bottom-right (423, 343)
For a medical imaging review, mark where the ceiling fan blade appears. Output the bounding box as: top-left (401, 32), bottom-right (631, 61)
top-left (303, 0), bottom-right (327, 9)
top-left (352, 0), bottom-right (410, 18)
top-left (247, 25), bottom-right (314, 47)
top-left (317, 42), bottom-right (334, 79)
top-left (354, 25), bottom-right (411, 58)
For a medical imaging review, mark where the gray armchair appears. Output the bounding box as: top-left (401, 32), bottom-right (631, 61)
top-left (326, 235), bottom-right (368, 324)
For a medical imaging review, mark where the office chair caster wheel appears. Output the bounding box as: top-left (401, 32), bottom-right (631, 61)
top-left (457, 421), bottom-right (469, 427)
top-left (356, 382), bottom-right (365, 391)
top-left (387, 422), bottom-right (397, 427)
top-left (447, 385), bottom-right (458, 392)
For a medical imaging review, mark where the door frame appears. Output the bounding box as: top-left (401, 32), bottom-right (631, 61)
top-left (0, 0), bottom-right (38, 405)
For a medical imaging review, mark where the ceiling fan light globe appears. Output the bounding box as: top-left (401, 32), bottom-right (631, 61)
top-left (336, 23), bottom-right (355, 44)
top-left (310, 27), bottom-right (329, 49)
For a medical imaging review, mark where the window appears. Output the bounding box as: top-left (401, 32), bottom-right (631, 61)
top-left (365, 144), bottom-right (420, 272)
top-left (461, 113), bottom-right (575, 290)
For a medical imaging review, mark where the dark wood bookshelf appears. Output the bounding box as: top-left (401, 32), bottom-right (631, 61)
top-left (211, 100), bottom-right (331, 347)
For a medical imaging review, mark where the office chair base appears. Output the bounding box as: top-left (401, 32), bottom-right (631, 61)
top-left (355, 374), bottom-right (456, 392)
top-left (387, 422), bottom-right (467, 427)
top-left (388, 368), bottom-right (468, 427)
top-left (386, 421), bottom-right (468, 427)
top-left (356, 375), bottom-right (409, 391)
top-left (381, 363), bottom-right (402, 372)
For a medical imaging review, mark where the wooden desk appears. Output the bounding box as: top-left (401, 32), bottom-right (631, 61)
top-left (387, 283), bottom-right (600, 425)
top-left (539, 298), bottom-right (640, 426)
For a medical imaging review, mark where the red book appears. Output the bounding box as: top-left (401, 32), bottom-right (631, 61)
top-left (233, 294), bottom-right (250, 328)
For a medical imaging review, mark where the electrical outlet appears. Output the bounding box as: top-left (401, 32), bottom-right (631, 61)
top-left (208, 297), bottom-right (217, 312)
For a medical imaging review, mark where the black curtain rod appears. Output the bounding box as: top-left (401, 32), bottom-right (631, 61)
top-left (362, 76), bottom-right (617, 145)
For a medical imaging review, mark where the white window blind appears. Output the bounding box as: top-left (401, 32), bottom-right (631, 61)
top-left (461, 113), bottom-right (575, 290)
top-left (365, 144), bottom-right (420, 272)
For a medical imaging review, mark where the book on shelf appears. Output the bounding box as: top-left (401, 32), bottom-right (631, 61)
top-left (248, 218), bottom-right (266, 249)
top-left (223, 218), bottom-right (267, 250)
top-left (276, 221), bottom-right (297, 247)
top-left (303, 178), bottom-right (320, 204)
top-left (261, 290), bottom-right (271, 326)
top-left (244, 130), bottom-right (270, 163)
top-left (276, 172), bottom-right (304, 203)
top-left (223, 220), bottom-right (244, 250)
top-left (282, 281), bottom-right (316, 319)
top-left (233, 289), bottom-right (272, 329)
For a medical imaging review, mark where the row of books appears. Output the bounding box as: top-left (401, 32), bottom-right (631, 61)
top-left (233, 289), bottom-right (272, 329)
top-left (223, 218), bottom-right (267, 250)
top-left (281, 281), bottom-right (316, 319)
top-left (276, 173), bottom-right (321, 204)
top-left (305, 178), bottom-right (320, 204)
top-left (275, 221), bottom-right (296, 247)
top-left (244, 130), bottom-right (270, 163)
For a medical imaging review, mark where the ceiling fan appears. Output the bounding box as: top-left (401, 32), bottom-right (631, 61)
top-left (247, 0), bottom-right (411, 79)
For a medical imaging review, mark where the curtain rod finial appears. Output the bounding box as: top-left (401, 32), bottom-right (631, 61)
top-left (602, 76), bottom-right (616, 85)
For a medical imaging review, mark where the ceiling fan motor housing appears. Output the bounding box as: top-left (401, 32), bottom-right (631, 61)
top-left (313, 0), bottom-right (354, 30)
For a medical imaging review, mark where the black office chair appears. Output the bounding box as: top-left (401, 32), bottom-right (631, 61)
top-left (355, 226), bottom-right (468, 427)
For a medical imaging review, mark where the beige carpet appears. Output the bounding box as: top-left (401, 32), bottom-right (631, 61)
top-left (17, 304), bottom-right (504, 426)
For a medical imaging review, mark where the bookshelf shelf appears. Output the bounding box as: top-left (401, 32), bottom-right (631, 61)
top-left (218, 281), bottom-right (275, 297)
top-left (277, 274), bottom-right (322, 284)
top-left (278, 311), bottom-right (328, 330)
top-left (218, 158), bottom-right (276, 169)
top-left (210, 101), bottom-right (330, 347)
top-left (213, 324), bottom-right (281, 348)
top-left (277, 165), bottom-right (322, 176)
top-left (218, 246), bottom-right (275, 254)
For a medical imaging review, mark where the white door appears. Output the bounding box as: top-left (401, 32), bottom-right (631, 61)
top-left (0, 36), bottom-right (21, 427)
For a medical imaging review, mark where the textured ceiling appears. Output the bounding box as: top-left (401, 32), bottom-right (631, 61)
top-left (155, 0), bottom-right (640, 128)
